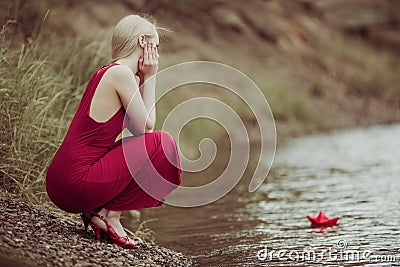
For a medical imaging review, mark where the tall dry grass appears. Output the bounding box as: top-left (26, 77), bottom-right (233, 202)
top-left (0, 23), bottom-right (108, 203)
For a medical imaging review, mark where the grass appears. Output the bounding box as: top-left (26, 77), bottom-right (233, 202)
top-left (0, 24), bottom-right (108, 203)
top-left (128, 219), bottom-right (157, 244)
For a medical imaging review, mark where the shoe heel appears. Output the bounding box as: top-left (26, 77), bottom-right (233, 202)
top-left (91, 224), bottom-right (102, 240)
top-left (80, 213), bottom-right (90, 231)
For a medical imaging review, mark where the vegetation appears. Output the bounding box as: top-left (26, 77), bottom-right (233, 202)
top-left (0, 26), bottom-right (107, 202)
top-left (1, 0), bottom-right (400, 204)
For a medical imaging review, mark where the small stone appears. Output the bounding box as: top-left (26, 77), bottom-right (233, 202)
top-left (0, 197), bottom-right (194, 267)
top-left (73, 263), bottom-right (92, 267)
top-left (64, 219), bottom-right (76, 226)
top-left (2, 236), bottom-right (12, 243)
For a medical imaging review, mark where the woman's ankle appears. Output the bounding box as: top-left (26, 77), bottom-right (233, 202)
top-left (97, 208), bottom-right (109, 218)
top-left (106, 210), bottom-right (122, 220)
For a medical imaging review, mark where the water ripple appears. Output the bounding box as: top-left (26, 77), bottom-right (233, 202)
top-left (140, 124), bottom-right (400, 266)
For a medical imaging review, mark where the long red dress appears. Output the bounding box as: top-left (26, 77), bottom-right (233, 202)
top-left (46, 63), bottom-right (182, 213)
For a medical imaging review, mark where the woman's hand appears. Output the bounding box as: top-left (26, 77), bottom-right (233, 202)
top-left (138, 43), bottom-right (159, 80)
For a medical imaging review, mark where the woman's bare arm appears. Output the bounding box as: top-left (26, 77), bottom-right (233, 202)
top-left (138, 75), bottom-right (156, 133)
top-left (111, 65), bottom-right (154, 136)
top-left (137, 42), bottom-right (158, 133)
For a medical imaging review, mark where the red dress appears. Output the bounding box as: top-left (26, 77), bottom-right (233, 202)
top-left (46, 63), bottom-right (182, 213)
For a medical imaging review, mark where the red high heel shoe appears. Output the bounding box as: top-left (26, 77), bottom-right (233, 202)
top-left (80, 213), bottom-right (91, 231)
top-left (90, 213), bottom-right (138, 249)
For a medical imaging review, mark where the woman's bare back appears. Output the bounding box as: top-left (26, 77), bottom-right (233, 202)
top-left (89, 68), bottom-right (122, 123)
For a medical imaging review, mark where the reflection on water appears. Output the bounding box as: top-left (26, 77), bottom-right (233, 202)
top-left (136, 124), bottom-right (400, 266)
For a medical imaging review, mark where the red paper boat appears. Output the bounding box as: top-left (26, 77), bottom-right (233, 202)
top-left (307, 211), bottom-right (339, 227)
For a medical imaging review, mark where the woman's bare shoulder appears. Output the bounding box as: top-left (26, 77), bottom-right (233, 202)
top-left (107, 64), bottom-right (134, 81)
top-left (105, 64), bottom-right (138, 94)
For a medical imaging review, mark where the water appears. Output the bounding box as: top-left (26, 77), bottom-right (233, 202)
top-left (138, 124), bottom-right (400, 266)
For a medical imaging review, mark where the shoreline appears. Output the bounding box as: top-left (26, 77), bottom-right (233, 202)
top-left (0, 195), bottom-right (195, 267)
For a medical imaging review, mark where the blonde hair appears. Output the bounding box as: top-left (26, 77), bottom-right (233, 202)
top-left (111, 15), bottom-right (157, 61)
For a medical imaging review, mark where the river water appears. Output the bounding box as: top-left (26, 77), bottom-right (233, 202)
top-left (138, 124), bottom-right (400, 266)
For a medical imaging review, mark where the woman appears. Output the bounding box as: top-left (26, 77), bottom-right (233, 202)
top-left (46, 15), bottom-right (182, 249)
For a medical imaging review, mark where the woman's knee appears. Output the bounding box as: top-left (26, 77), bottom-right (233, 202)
top-left (144, 130), bottom-right (176, 155)
top-left (149, 130), bottom-right (176, 146)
